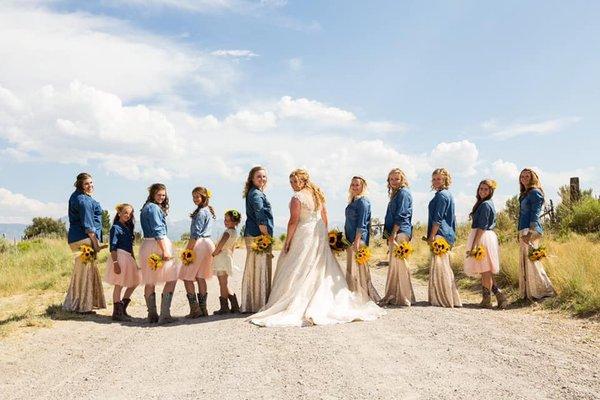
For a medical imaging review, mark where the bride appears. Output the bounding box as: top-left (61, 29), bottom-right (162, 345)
top-left (250, 169), bottom-right (385, 327)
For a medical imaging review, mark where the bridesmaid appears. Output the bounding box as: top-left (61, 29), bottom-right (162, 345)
top-left (427, 168), bottom-right (462, 308)
top-left (139, 183), bottom-right (180, 324)
top-left (345, 176), bottom-right (381, 303)
top-left (380, 168), bottom-right (415, 307)
top-left (464, 179), bottom-right (508, 309)
top-left (517, 168), bottom-right (555, 300)
top-left (240, 166), bottom-right (274, 313)
top-left (63, 172), bottom-right (106, 313)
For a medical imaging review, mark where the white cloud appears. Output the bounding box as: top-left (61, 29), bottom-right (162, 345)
top-left (277, 96), bottom-right (356, 124)
top-left (210, 49), bottom-right (259, 58)
top-left (491, 159), bottom-right (520, 180)
top-left (482, 117), bottom-right (581, 140)
top-left (0, 187), bottom-right (65, 224)
top-left (0, 3), bottom-right (237, 101)
top-left (430, 140), bottom-right (479, 177)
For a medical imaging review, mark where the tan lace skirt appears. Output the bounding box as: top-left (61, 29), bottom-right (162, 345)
top-left (63, 238), bottom-right (106, 312)
top-left (519, 230), bottom-right (555, 300)
top-left (240, 236), bottom-right (273, 313)
top-left (346, 247), bottom-right (381, 303)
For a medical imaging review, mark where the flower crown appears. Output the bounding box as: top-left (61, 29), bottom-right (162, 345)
top-left (205, 189), bottom-right (212, 198)
top-left (226, 209), bottom-right (240, 218)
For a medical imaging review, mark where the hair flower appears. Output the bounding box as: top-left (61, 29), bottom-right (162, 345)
top-left (206, 189), bottom-right (212, 198)
top-left (489, 180), bottom-right (498, 190)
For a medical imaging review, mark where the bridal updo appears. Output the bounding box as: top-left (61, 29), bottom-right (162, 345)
top-left (289, 169), bottom-right (326, 209)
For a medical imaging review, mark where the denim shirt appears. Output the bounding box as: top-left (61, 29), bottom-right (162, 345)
top-left (471, 200), bottom-right (496, 230)
top-left (518, 189), bottom-right (544, 233)
top-left (190, 207), bottom-right (212, 239)
top-left (140, 202), bottom-right (167, 239)
top-left (427, 189), bottom-right (457, 245)
top-left (109, 221), bottom-right (134, 253)
top-left (345, 197), bottom-right (371, 245)
top-left (384, 188), bottom-right (413, 238)
top-left (245, 187), bottom-right (274, 237)
top-left (67, 190), bottom-right (102, 244)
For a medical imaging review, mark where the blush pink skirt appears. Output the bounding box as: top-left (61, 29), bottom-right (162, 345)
top-left (463, 229), bottom-right (500, 276)
top-left (178, 237), bottom-right (215, 281)
top-left (139, 238), bottom-right (180, 284)
top-left (104, 249), bottom-right (141, 288)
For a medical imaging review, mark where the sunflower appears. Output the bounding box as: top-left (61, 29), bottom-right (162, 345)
top-left (528, 245), bottom-right (547, 262)
top-left (354, 245), bottom-right (371, 266)
top-left (251, 235), bottom-right (273, 254)
top-left (430, 237), bottom-right (451, 255)
top-left (392, 241), bottom-right (413, 260)
top-left (467, 245), bottom-right (486, 261)
top-left (147, 253), bottom-right (164, 270)
top-left (180, 249), bottom-right (195, 266)
top-left (78, 244), bottom-right (96, 264)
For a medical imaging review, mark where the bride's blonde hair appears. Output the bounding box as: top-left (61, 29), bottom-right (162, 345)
top-left (289, 169), bottom-right (326, 209)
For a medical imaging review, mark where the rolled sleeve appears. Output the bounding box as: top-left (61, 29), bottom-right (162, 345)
top-left (109, 226), bottom-right (120, 252)
top-left (432, 194), bottom-right (448, 225)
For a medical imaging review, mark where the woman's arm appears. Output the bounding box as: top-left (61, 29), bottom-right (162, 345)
top-left (110, 250), bottom-right (121, 274)
top-left (157, 238), bottom-right (171, 260)
top-left (212, 232), bottom-right (230, 256)
top-left (321, 206), bottom-right (329, 228)
top-left (283, 197), bottom-right (301, 253)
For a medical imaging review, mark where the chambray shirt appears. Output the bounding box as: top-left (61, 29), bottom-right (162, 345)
top-left (67, 190), bottom-right (102, 244)
top-left (471, 200), bottom-right (496, 230)
top-left (345, 197), bottom-right (371, 245)
top-left (190, 207), bottom-right (212, 239)
top-left (245, 187), bottom-right (274, 237)
top-left (109, 221), bottom-right (134, 253)
top-left (518, 189), bottom-right (544, 234)
top-left (384, 188), bottom-right (413, 238)
top-left (427, 189), bottom-right (457, 245)
top-left (140, 202), bottom-right (167, 239)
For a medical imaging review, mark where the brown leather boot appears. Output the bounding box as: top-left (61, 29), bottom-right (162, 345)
top-left (122, 298), bottom-right (132, 317)
top-left (214, 296), bottom-right (230, 315)
top-left (495, 290), bottom-right (509, 309)
top-left (145, 293), bottom-right (159, 323)
top-left (112, 301), bottom-right (131, 322)
top-left (197, 292), bottom-right (208, 317)
top-left (185, 293), bottom-right (202, 319)
top-left (228, 293), bottom-right (240, 313)
top-left (480, 287), bottom-right (492, 309)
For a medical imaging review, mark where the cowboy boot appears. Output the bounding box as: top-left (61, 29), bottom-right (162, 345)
top-left (214, 296), bottom-right (230, 315)
top-left (493, 285), bottom-right (509, 309)
top-left (145, 293), bottom-right (159, 323)
top-left (480, 287), bottom-right (492, 309)
top-left (185, 292), bottom-right (202, 318)
top-left (122, 298), bottom-right (132, 318)
top-left (158, 292), bottom-right (177, 325)
top-left (113, 301), bottom-right (132, 322)
top-left (228, 293), bottom-right (240, 313)
top-left (197, 292), bottom-right (208, 317)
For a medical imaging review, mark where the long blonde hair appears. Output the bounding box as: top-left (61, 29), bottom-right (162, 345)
top-left (243, 166), bottom-right (266, 198)
top-left (431, 168), bottom-right (452, 190)
top-left (387, 168), bottom-right (409, 199)
top-left (289, 169), bottom-right (326, 209)
top-left (519, 168), bottom-right (545, 201)
top-left (348, 176), bottom-right (368, 203)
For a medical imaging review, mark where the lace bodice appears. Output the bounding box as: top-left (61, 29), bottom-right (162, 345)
top-left (291, 189), bottom-right (320, 223)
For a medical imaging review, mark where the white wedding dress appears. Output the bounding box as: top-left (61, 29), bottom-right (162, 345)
top-left (250, 189), bottom-right (385, 327)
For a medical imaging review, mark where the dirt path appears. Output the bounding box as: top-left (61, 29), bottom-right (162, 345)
top-left (1, 252), bottom-right (598, 400)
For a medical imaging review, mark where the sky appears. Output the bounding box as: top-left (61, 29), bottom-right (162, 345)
top-left (1, 0), bottom-right (599, 231)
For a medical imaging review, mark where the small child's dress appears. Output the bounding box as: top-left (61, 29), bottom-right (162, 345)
top-left (213, 228), bottom-right (238, 276)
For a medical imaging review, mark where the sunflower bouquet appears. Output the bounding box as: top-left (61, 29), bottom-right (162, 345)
top-left (354, 245), bottom-right (371, 266)
top-left (180, 249), bottom-right (195, 266)
top-left (251, 234), bottom-right (273, 254)
top-left (78, 244), bottom-right (96, 264)
top-left (429, 237), bottom-right (451, 256)
top-left (328, 229), bottom-right (351, 253)
top-left (466, 245), bottom-right (486, 261)
top-left (147, 253), bottom-right (164, 271)
top-left (528, 245), bottom-right (547, 262)
top-left (392, 241), bottom-right (414, 260)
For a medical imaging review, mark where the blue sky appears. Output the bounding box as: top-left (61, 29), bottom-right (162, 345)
top-left (1, 0), bottom-right (599, 231)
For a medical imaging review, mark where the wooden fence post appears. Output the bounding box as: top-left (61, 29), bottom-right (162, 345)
top-left (570, 177), bottom-right (580, 203)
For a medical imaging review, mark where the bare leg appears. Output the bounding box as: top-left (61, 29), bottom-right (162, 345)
top-left (218, 275), bottom-right (231, 298)
top-left (183, 280), bottom-right (196, 294)
top-left (123, 286), bottom-right (135, 299)
top-left (163, 280), bottom-right (177, 293)
top-left (197, 278), bottom-right (208, 295)
top-left (481, 272), bottom-right (493, 290)
top-left (144, 284), bottom-right (155, 298)
top-left (113, 285), bottom-right (122, 303)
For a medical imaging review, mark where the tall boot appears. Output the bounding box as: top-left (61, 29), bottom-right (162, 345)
top-left (492, 285), bottom-right (508, 309)
top-left (122, 298), bottom-right (132, 318)
top-left (145, 293), bottom-right (159, 323)
top-left (158, 292), bottom-right (177, 325)
top-left (480, 287), bottom-right (492, 309)
top-left (185, 292), bottom-right (202, 319)
top-left (197, 292), bottom-right (208, 317)
top-left (228, 293), bottom-right (240, 313)
top-left (112, 301), bottom-right (131, 322)
top-left (214, 296), bottom-right (230, 315)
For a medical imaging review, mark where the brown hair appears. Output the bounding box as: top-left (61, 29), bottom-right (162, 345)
top-left (113, 203), bottom-right (135, 231)
top-left (144, 183), bottom-right (169, 215)
top-left (519, 168), bottom-right (545, 201)
top-left (225, 209), bottom-right (242, 224)
top-left (348, 176), bottom-right (368, 203)
top-left (191, 186), bottom-right (216, 219)
top-left (289, 169), bottom-right (326, 209)
top-left (469, 179), bottom-right (496, 219)
top-left (74, 172), bottom-right (92, 192)
top-left (243, 166), bottom-right (266, 198)
top-left (387, 168), bottom-right (409, 199)
top-left (431, 168), bottom-right (452, 190)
